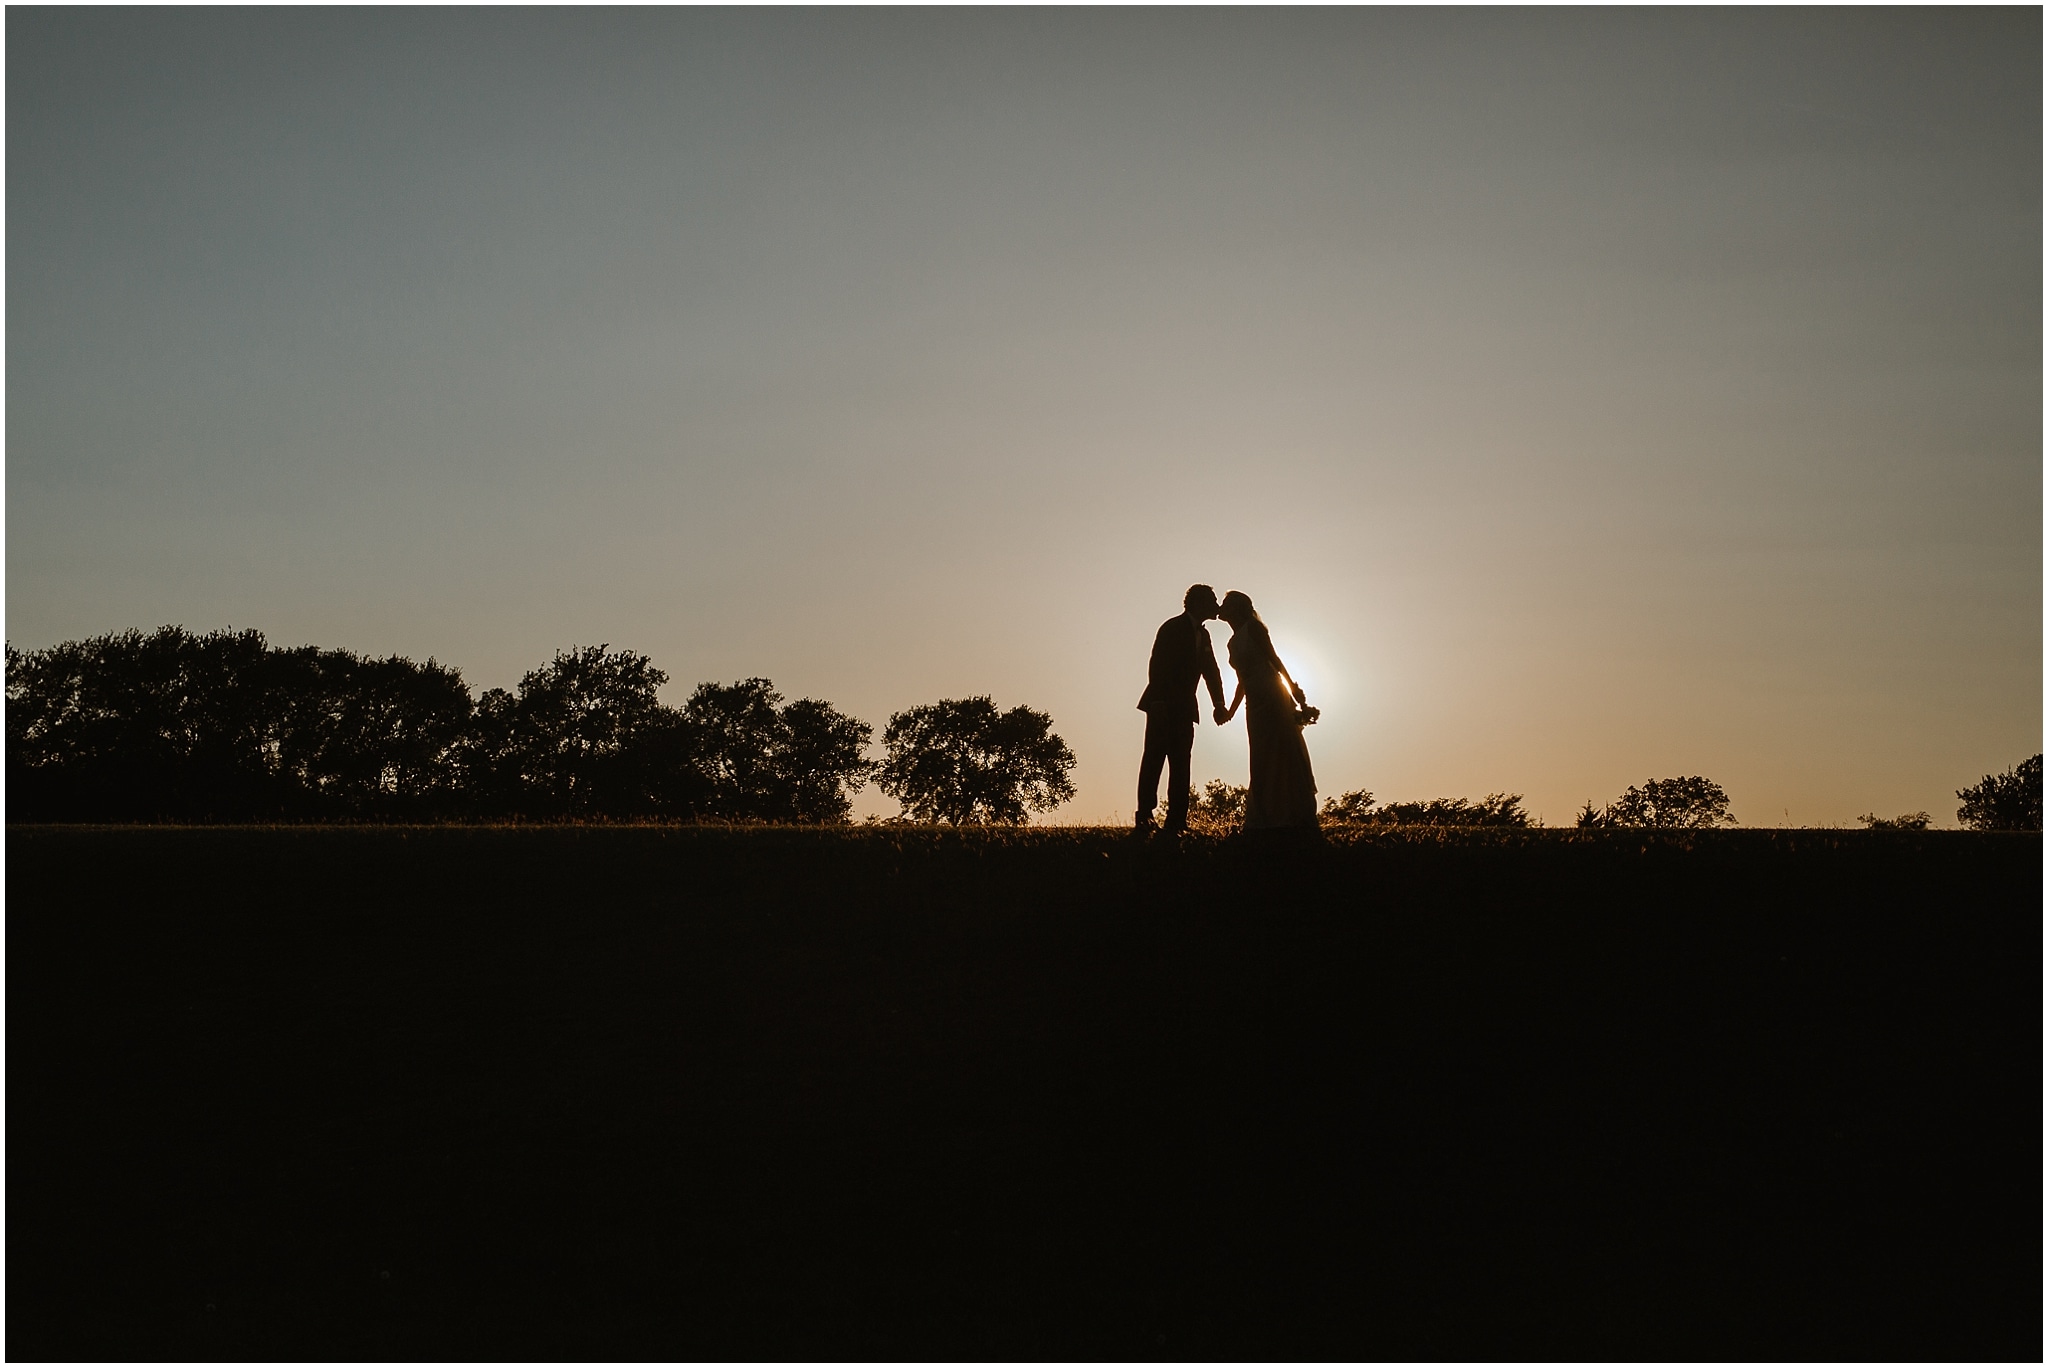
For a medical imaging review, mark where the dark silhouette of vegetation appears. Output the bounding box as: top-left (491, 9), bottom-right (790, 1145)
top-left (7, 628), bottom-right (877, 823)
top-left (876, 696), bottom-right (1076, 824)
top-left (1955, 754), bottom-right (2041, 831)
top-left (6, 627), bottom-right (472, 821)
top-left (1187, 779), bottom-right (1248, 834)
top-left (462, 646), bottom-right (673, 817)
top-left (1577, 776), bottom-right (1734, 829)
top-left (1319, 789), bottom-right (1533, 828)
top-left (679, 678), bottom-right (876, 823)
top-left (1193, 784), bottom-right (1536, 832)
top-left (1319, 789), bottom-right (1378, 823)
top-left (1859, 811), bottom-right (1932, 831)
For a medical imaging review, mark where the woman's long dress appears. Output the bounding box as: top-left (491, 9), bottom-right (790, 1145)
top-left (1228, 622), bottom-right (1319, 829)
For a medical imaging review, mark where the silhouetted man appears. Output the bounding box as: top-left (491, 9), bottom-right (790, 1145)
top-left (1136, 584), bottom-right (1228, 833)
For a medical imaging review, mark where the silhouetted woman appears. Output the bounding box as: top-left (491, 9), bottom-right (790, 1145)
top-left (1217, 590), bottom-right (1319, 829)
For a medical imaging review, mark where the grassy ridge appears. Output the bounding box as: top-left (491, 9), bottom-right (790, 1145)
top-left (8, 826), bottom-right (2040, 1358)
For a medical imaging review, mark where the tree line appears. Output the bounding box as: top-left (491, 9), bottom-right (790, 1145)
top-left (10, 626), bottom-right (2036, 831)
top-left (6, 627), bottom-right (1076, 824)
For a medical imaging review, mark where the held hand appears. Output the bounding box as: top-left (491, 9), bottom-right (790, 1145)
top-left (1213, 705), bottom-right (1230, 726)
top-left (1291, 682), bottom-right (1307, 707)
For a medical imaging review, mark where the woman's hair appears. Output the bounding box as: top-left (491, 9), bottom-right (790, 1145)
top-left (1219, 590), bottom-right (1260, 625)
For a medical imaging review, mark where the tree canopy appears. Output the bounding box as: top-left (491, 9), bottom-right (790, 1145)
top-left (875, 696), bottom-right (1075, 825)
top-left (1578, 776), bottom-right (1735, 829)
top-left (1956, 754), bottom-right (2041, 832)
top-left (681, 679), bottom-right (876, 823)
top-left (7, 630), bottom-right (877, 823)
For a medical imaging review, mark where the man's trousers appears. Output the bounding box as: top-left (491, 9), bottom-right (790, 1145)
top-left (1137, 711), bottom-right (1197, 828)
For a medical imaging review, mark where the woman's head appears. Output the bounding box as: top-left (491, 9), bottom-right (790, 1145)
top-left (1218, 590), bottom-right (1257, 628)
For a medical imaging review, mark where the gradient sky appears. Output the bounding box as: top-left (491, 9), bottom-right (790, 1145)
top-left (9, 8), bottom-right (2040, 825)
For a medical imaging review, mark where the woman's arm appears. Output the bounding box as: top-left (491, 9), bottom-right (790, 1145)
top-left (1271, 652), bottom-right (1307, 707)
top-left (1221, 679), bottom-right (1245, 722)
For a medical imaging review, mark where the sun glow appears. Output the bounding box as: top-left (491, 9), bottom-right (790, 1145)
top-left (1268, 634), bottom-right (1332, 711)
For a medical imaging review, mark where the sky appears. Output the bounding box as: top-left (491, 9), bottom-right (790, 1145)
top-left (8, 8), bottom-right (2040, 826)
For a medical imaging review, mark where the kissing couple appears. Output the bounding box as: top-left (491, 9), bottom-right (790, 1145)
top-left (1135, 583), bottom-right (1320, 835)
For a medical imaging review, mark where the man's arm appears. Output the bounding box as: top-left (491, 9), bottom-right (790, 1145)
top-left (1198, 625), bottom-right (1227, 715)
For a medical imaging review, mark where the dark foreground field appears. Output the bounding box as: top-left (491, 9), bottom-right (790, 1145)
top-left (9, 825), bottom-right (2041, 1359)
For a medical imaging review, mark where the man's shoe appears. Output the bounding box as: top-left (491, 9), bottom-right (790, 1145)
top-left (1134, 812), bottom-right (1156, 835)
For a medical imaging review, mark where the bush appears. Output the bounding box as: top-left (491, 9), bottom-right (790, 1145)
top-left (1955, 755), bottom-right (2042, 832)
top-left (1320, 789), bottom-right (1377, 823)
top-left (1858, 812), bottom-right (1932, 831)
top-left (1187, 780), bottom-right (1248, 834)
top-left (1320, 789), bottom-right (1532, 828)
top-left (876, 697), bottom-right (1075, 825)
top-left (1579, 777), bottom-right (1734, 829)
top-left (1380, 794), bottom-right (1532, 827)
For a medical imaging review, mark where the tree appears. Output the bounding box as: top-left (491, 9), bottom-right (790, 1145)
top-left (452, 686), bottom-right (527, 813)
top-left (678, 679), bottom-right (874, 822)
top-left (281, 649), bottom-right (474, 814)
top-left (876, 697), bottom-right (1075, 825)
top-left (1956, 754), bottom-right (2041, 832)
top-left (8, 627), bottom-right (483, 821)
top-left (8, 626), bottom-right (305, 820)
top-left (474, 645), bottom-right (668, 815)
top-left (1579, 776), bottom-right (1734, 829)
top-left (7, 626), bottom-right (883, 824)
top-left (776, 696), bottom-right (877, 822)
top-left (678, 678), bottom-right (786, 818)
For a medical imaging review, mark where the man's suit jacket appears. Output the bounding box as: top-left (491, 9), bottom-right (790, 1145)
top-left (1137, 614), bottom-right (1225, 725)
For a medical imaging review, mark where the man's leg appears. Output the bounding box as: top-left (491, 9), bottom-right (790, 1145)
top-left (1136, 715), bottom-right (1168, 828)
top-left (1162, 720), bottom-right (1196, 830)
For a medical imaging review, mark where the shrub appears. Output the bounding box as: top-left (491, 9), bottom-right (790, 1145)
top-left (1188, 780), bottom-right (1247, 834)
top-left (1579, 777), bottom-right (1734, 829)
top-left (1858, 811), bottom-right (1932, 831)
top-left (1374, 794), bottom-right (1531, 828)
top-left (1320, 789), bottom-right (1377, 823)
top-left (1321, 789), bottom-right (1532, 828)
top-left (876, 697), bottom-right (1075, 825)
top-left (1956, 755), bottom-right (2042, 832)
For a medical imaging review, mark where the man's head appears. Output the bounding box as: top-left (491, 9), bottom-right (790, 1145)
top-left (1184, 584), bottom-right (1220, 620)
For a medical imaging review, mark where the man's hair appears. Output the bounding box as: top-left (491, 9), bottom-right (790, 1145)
top-left (1184, 583), bottom-right (1219, 612)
